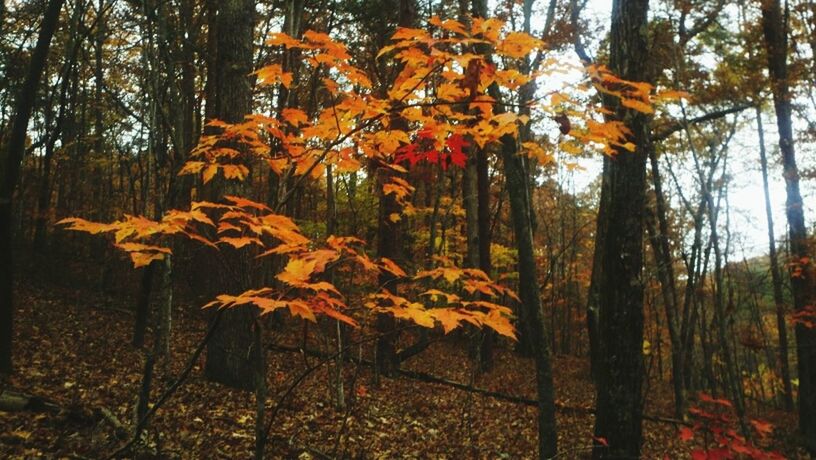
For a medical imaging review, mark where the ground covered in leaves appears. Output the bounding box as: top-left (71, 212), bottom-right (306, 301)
top-left (0, 270), bottom-right (810, 459)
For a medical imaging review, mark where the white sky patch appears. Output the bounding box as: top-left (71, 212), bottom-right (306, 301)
top-left (525, 0), bottom-right (814, 259)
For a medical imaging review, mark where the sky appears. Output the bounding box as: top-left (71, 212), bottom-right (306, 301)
top-left (534, 0), bottom-right (816, 260)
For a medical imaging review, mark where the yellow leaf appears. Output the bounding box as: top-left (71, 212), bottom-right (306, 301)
top-left (130, 251), bottom-right (165, 268)
top-left (202, 164), bottom-right (218, 184)
top-left (389, 213), bottom-right (401, 223)
top-left (266, 32), bottom-right (302, 48)
top-left (277, 258), bottom-right (318, 285)
top-left (496, 32), bottom-right (542, 59)
top-left (379, 257), bottom-right (406, 277)
top-left (620, 97), bottom-right (653, 114)
top-left (560, 141), bottom-right (582, 155)
top-left (218, 236), bottom-right (262, 249)
top-left (255, 63), bottom-right (293, 88)
top-left (287, 300), bottom-right (317, 322)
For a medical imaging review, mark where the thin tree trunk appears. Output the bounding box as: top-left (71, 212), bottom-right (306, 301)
top-left (761, 0), bottom-right (816, 451)
top-left (646, 147), bottom-right (685, 417)
top-left (755, 107), bottom-right (794, 411)
top-left (0, 0), bottom-right (65, 374)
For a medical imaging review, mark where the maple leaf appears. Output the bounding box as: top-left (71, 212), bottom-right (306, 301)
top-left (379, 257), bottom-right (407, 277)
top-left (749, 419), bottom-right (774, 438)
top-left (431, 309), bottom-right (466, 334)
top-left (496, 32), bottom-right (543, 59)
top-left (129, 251), bottom-right (166, 268)
top-left (218, 236), bottom-right (262, 249)
top-left (255, 63), bottom-right (293, 88)
top-left (57, 217), bottom-right (117, 234)
top-left (266, 32), bottom-right (302, 48)
top-left (287, 300), bottom-right (317, 322)
top-left (620, 97), bottom-right (653, 114)
top-left (483, 309), bottom-right (516, 339)
top-left (282, 107), bottom-right (309, 127)
top-left (698, 392), bottom-right (733, 408)
top-left (277, 258), bottom-right (318, 285)
top-left (445, 134), bottom-right (468, 168)
top-left (679, 426), bottom-right (694, 442)
top-left (202, 164), bottom-right (218, 184)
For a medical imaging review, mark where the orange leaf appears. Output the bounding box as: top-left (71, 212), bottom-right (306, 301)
top-left (379, 257), bottom-right (406, 277)
top-left (277, 258), bottom-right (317, 285)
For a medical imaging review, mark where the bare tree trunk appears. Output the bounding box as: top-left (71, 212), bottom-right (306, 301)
top-left (591, 1), bottom-right (651, 457)
top-left (471, 1), bottom-right (557, 455)
top-left (645, 147), bottom-right (685, 417)
top-left (760, 1), bottom-right (816, 451)
top-left (0, 0), bottom-right (65, 374)
top-left (203, 0), bottom-right (260, 392)
top-left (374, 0), bottom-right (415, 379)
top-left (755, 108), bottom-right (794, 411)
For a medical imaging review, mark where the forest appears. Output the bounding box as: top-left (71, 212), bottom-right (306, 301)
top-left (1, 0), bottom-right (815, 458)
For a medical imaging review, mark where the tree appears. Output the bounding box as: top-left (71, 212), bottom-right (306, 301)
top-left (760, 0), bottom-right (816, 452)
top-left (202, 0), bottom-right (261, 391)
top-left (0, 0), bottom-right (65, 374)
top-left (591, 0), bottom-right (651, 457)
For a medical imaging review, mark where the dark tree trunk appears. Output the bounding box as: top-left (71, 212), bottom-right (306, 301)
top-left (755, 108), bottom-right (794, 411)
top-left (475, 145), bottom-right (494, 372)
top-left (203, 0), bottom-right (260, 392)
top-left (0, 0), bottom-right (65, 374)
top-left (592, 0), bottom-right (650, 457)
top-left (645, 148), bottom-right (684, 417)
top-left (499, 132), bottom-right (558, 459)
top-left (472, 2), bottom-right (557, 456)
top-left (374, 0), bottom-right (415, 379)
top-left (760, 1), bottom-right (816, 451)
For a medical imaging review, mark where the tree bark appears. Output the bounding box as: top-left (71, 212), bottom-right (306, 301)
top-left (592, 0), bottom-right (650, 457)
top-left (760, 1), bottom-right (816, 451)
top-left (0, 0), bottom-right (65, 374)
top-left (203, 0), bottom-right (260, 392)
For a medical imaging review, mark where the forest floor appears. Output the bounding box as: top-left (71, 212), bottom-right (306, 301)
top-left (0, 266), bottom-right (810, 459)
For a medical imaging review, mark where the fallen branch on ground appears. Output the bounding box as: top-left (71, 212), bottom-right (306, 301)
top-left (269, 344), bottom-right (689, 426)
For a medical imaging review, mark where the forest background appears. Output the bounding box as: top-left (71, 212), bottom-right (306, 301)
top-left (1, 0), bottom-right (816, 458)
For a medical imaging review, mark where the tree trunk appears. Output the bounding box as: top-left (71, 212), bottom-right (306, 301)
top-left (203, 0), bottom-right (260, 392)
top-left (592, 0), bottom-right (650, 457)
top-left (476, 145), bottom-right (494, 371)
top-left (760, 1), bottom-right (816, 451)
top-left (756, 107), bottom-right (794, 411)
top-left (374, 0), bottom-right (415, 379)
top-left (0, 0), bottom-right (65, 374)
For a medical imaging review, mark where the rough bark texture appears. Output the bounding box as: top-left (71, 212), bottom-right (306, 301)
top-left (203, 0), bottom-right (260, 391)
top-left (592, 0), bottom-right (650, 457)
top-left (0, 0), bottom-right (65, 374)
top-left (760, 0), bottom-right (816, 451)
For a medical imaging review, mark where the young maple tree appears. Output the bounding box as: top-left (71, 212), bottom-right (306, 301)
top-left (60, 16), bottom-right (666, 350)
top-left (55, 12), bottom-right (671, 459)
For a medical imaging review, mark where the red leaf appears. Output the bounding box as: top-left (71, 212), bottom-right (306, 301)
top-left (592, 436), bottom-right (609, 447)
top-left (691, 449), bottom-right (708, 460)
top-left (356, 385), bottom-right (368, 397)
top-left (446, 134), bottom-right (468, 168)
top-left (679, 426), bottom-right (694, 442)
